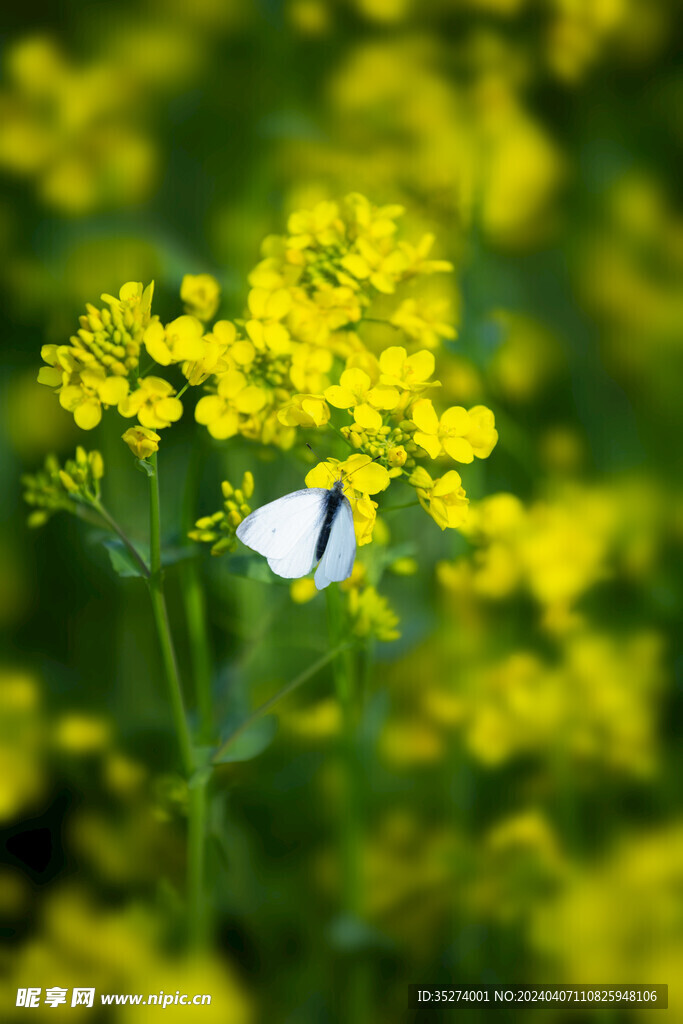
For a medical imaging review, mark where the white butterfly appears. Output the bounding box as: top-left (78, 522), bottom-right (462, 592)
top-left (235, 476), bottom-right (356, 590)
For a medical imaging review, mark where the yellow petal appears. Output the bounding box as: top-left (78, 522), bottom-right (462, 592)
top-left (73, 399), bottom-right (102, 430)
top-left (369, 272), bottom-right (396, 294)
top-left (414, 431), bottom-right (442, 460)
top-left (195, 395), bottom-right (224, 425)
top-left (324, 385), bottom-right (356, 409)
top-left (37, 366), bottom-right (63, 387)
top-left (305, 462), bottom-right (339, 489)
top-left (366, 385), bottom-right (399, 410)
top-left (208, 411), bottom-right (239, 440)
top-left (212, 320), bottom-right (237, 345)
top-left (98, 376), bottom-right (129, 405)
top-left (342, 455), bottom-right (390, 494)
top-left (230, 340), bottom-right (255, 366)
top-left (353, 404), bottom-right (382, 431)
top-left (339, 367), bottom-right (371, 395)
top-left (155, 397), bottom-right (183, 423)
top-left (340, 254), bottom-right (371, 279)
top-left (410, 398), bottom-right (439, 433)
top-left (143, 321), bottom-right (171, 365)
top-left (442, 437), bottom-right (473, 463)
top-left (432, 470), bottom-right (463, 497)
top-left (440, 406), bottom-right (470, 434)
top-left (59, 386), bottom-right (85, 412)
top-left (378, 346), bottom-right (407, 377)
top-left (234, 385), bottom-right (267, 414)
top-left (119, 281), bottom-right (143, 303)
top-left (301, 397), bottom-right (330, 426)
top-left (405, 350), bottom-right (435, 382)
top-left (265, 288), bottom-right (292, 320)
top-left (217, 369), bottom-right (247, 398)
top-left (263, 321), bottom-right (291, 354)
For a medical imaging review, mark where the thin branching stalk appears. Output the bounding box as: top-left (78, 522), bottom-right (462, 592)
top-left (90, 500), bottom-right (151, 578)
top-left (147, 453), bottom-right (206, 949)
top-left (212, 643), bottom-right (352, 764)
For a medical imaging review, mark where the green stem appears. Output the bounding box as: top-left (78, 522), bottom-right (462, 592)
top-left (187, 779), bottom-right (208, 950)
top-left (181, 445), bottom-right (214, 744)
top-left (326, 587), bottom-right (369, 1024)
top-left (90, 500), bottom-right (151, 578)
top-left (361, 316), bottom-right (400, 330)
top-left (381, 499), bottom-right (421, 513)
top-left (147, 453), bottom-right (207, 949)
top-left (212, 643), bottom-right (351, 764)
top-left (176, 381), bottom-right (191, 400)
top-left (147, 454), bottom-right (194, 776)
top-left (326, 421), bottom-right (355, 451)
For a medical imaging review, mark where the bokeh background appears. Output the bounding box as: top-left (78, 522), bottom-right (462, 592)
top-left (1, 0), bottom-right (682, 1020)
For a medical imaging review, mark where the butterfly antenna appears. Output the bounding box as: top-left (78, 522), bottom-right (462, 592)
top-left (341, 454), bottom-right (382, 493)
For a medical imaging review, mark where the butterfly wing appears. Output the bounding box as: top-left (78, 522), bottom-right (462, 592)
top-left (236, 489), bottom-right (328, 574)
top-left (314, 495), bottom-right (356, 591)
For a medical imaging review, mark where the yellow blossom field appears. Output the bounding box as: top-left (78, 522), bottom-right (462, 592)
top-left (0, 1), bottom-right (681, 1021)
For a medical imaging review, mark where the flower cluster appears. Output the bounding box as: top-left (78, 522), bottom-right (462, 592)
top-left (36, 194), bottom-right (498, 538)
top-left (189, 473), bottom-right (254, 556)
top-left (22, 447), bottom-right (104, 527)
top-left (192, 195), bottom-right (497, 535)
top-left (194, 194), bottom-right (453, 449)
top-left (38, 282), bottom-right (155, 430)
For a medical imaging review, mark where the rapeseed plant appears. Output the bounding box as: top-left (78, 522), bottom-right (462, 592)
top-left (26, 195), bottom-right (502, 997)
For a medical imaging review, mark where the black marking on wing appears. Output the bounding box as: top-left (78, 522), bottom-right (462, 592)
top-left (315, 487), bottom-right (343, 561)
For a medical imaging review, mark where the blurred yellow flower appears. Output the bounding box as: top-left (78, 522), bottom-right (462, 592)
top-left (22, 448), bottom-right (104, 525)
top-left (391, 297), bottom-right (457, 350)
top-left (349, 584), bottom-right (401, 641)
top-left (54, 713), bottom-right (112, 754)
top-left (0, 671), bottom-right (44, 822)
top-left (180, 273), bottom-right (221, 321)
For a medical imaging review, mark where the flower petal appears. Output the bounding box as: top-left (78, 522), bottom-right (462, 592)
top-left (414, 431), bottom-right (442, 460)
top-left (410, 398), bottom-right (439, 433)
top-left (74, 399), bottom-right (102, 430)
top-left (353, 403), bottom-right (382, 431)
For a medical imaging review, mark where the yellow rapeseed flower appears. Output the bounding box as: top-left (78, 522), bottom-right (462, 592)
top-left (182, 319), bottom-right (237, 385)
top-left (180, 273), bottom-right (221, 321)
top-left (410, 466), bottom-right (469, 529)
top-left (118, 376), bottom-right (183, 429)
top-left (122, 425), bottom-right (160, 459)
top-left (143, 315), bottom-right (205, 366)
top-left (348, 584), bottom-right (401, 640)
top-left (390, 297), bottom-right (457, 350)
top-left (411, 398), bottom-right (499, 462)
top-left (378, 346), bottom-right (439, 395)
top-left (277, 394), bottom-right (330, 427)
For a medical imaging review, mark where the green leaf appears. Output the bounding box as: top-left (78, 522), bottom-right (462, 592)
top-left (213, 715), bottom-right (278, 763)
top-left (225, 555), bottom-right (291, 585)
top-left (103, 538), bottom-right (149, 578)
top-left (135, 458), bottom-right (155, 477)
top-left (161, 546), bottom-right (195, 568)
